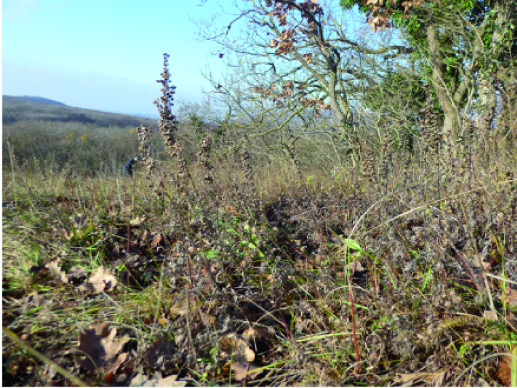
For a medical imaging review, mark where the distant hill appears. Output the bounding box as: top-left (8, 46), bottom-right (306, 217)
top-left (6, 95), bottom-right (68, 106)
top-left (2, 95), bottom-right (158, 128)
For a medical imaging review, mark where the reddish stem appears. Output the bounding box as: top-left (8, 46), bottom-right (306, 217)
top-left (126, 221), bottom-right (130, 255)
top-left (349, 276), bottom-right (361, 373)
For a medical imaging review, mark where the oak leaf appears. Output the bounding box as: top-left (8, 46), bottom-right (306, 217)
top-left (77, 322), bottom-right (128, 371)
top-left (77, 267), bottom-right (117, 294)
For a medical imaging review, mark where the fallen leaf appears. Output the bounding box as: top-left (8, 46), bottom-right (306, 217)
top-left (222, 361), bottom-right (261, 382)
top-left (158, 317), bottom-right (169, 325)
top-left (393, 368), bottom-right (449, 386)
top-left (67, 266), bottom-right (88, 282)
top-left (431, 368), bottom-right (449, 386)
top-left (62, 228), bottom-right (72, 240)
top-left (143, 315), bottom-right (169, 326)
top-left (77, 322), bottom-right (129, 371)
top-left (483, 310), bottom-right (498, 320)
top-left (104, 353), bottom-right (128, 384)
top-left (348, 260), bottom-right (364, 275)
top-left (150, 234), bottom-right (164, 248)
top-left (129, 216), bottom-right (145, 226)
top-left (129, 373), bottom-right (186, 387)
top-left (78, 267), bottom-right (117, 294)
top-left (45, 259), bottom-right (68, 284)
top-left (170, 300), bottom-right (189, 316)
top-left (498, 354), bottom-right (513, 386)
top-left (471, 254), bottom-right (491, 270)
top-left (500, 287), bottom-right (517, 307)
top-left (242, 327), bottom-right (260, 342)
top-left (144, 336), bottom-right (176, 369)
top-left (219, 333), bottom-right (255, 362)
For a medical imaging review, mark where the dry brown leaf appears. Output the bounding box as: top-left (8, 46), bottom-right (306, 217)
top-left (500, 287), bottom-right (517, 307)
top-left (170, 299), bottom-right (189, 317)
top-left (401, 1), bottom-right (414, 11)
top-left (129, 216), bottom-right (145, 226)
top-left (45, 259), bottom-right (68, 284)
top-left (67, 266), bottom-right (87, 281)
top-left (368, 14), bottom-right (389, 32)
top-left (242, 327), bottom-right (261, 342)
top-left (78, 267), bottom-right (117, 294)
top-left (220, 333), bottom-right (255, 362)
top-left (393, 372), bottom-right (424, 386)
top-left (498, 354), bottom-right (513, 386)
top-left (129, 373), bottom-right (186, 387)
top-left (150, 234), bottom-right (163, 248)
top-left (77, 322), bottom-right (129, 370)
top-left (104, 353), bottom-right (128, 384)
top-left (470, 254), bottom-right (491, 270)
top-left (483, 310), bottom-right (498, 320)
top-left (393, 368), bottom-right (449, 386)
top-left (431, 368), bottom-right (449, 387)
top-left (62, 228), bottom-right (72, 240)
top-left (348, 260), bottom-right (364, 275)
top-left (224, 361), bottom-right (261, 382)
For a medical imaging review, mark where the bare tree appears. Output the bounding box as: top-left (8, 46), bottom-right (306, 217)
top-left (195, 0), bottom-right (413, 149)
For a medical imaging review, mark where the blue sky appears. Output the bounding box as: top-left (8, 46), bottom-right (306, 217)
top-left (3, 0), bottom-right (228, 117)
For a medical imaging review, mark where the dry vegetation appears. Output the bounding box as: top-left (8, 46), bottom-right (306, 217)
top-left (3, 52), bottom-right (517, 387)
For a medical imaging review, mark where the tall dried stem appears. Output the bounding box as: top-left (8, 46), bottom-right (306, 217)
top-left (154, 53), bottom-right (189, 195)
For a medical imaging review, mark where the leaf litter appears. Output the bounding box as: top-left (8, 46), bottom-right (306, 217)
top-left (3, 159), bottom-right (517, 386)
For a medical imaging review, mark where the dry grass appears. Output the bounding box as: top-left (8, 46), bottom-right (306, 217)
top-left (3, 57), bottom-right (517, 387)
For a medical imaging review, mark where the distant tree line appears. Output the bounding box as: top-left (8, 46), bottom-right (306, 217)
top-left (2, 96), bottom-right (156, 128)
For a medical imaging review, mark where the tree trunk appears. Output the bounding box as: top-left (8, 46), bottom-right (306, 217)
top-left (426, 23), bottom-right (459, 152)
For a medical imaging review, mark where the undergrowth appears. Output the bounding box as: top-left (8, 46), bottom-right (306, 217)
top-left (3, 54), bottom-right (517, 387)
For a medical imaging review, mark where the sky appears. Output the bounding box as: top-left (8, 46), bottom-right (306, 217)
top-left (2, 0), bottom-right (229, 117)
